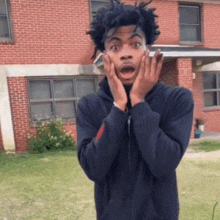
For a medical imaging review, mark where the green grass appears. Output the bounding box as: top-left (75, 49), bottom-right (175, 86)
top-left (0, 151), bottom-right (95, 220)
top-left (189, 140), bottom-right (220, 152)
top-left (177, 158), bottom-right (220, 220)
top-left (0, 151), bottom-right (220, 219)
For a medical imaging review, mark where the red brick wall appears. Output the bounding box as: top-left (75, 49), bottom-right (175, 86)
top-left (176, 58), bottom-right (193, 91)
top-left (160, 59), bottom-right (178, 86)
top-left (7, 77), bottom-right (30, 152)
top-left (203, 110), bottom-right (220, 132)
top-left (0, 0), bottom-right (93, 65)
top-left (0, 0), bottom-right (184, 67)
top-left (192, 72), bottom-right (204, 123)
top-left (1, 0), bottom-right (220, 66)
top-left (203, 4), bottom-right (220, 48)
top-left (176, 58), bottom-right (194, 137)
top-left (152, 0), bottom-right (179, 45)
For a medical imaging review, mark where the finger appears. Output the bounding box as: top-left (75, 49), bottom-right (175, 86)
top-left (109, 62), bottom-right (119, 82)
top-left (150, 49), bottom-right (160, 75)
top-left (138, 53), bottom-right (146, 79)
top-left (109, 62), bottom-right (122, 91)
top-left (110, 62), bottom-right (116, 78)
top-left (145, 48), bottom-right (150, 75)
top-left (156, 53), bottom-right (163, 77)
top-left (104, 54), bottom-right (111, 76)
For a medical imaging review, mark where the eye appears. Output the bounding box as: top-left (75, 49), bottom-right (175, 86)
top-left (132, 42), bottom-right (142, 49)
top-left (111, 45), bottom-right (120, 51)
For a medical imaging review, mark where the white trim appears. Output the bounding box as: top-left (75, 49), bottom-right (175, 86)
top-left (153, 44), bottom-right (194, 48)
top-left (150, 51), bottom-right (220, 58)
top-left (170, 0), bottom-right (220, 5)
top-left (0, 66), bottom-right (15, 152)
top-left (198, 62), bottom-right (220, 71)
top-left (3, 64), bottom-right (101, 77)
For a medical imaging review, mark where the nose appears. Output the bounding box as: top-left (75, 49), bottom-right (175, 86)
top-left (120, 54), bottom-right (133, 60)
top-left (120, 46), bottom-right (133, 60)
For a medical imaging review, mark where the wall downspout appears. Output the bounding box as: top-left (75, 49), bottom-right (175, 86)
top-left (0, 66), bottom-right (16, 153)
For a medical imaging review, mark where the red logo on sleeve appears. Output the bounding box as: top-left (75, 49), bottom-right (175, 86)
top-left (95, 124), bottom-right (105, 141)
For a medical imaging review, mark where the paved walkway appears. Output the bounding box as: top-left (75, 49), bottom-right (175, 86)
top-left (184, 150), bottom-right (220, 159)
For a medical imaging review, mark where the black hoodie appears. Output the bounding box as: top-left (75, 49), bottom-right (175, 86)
top-left (76, 77), bottom-right (194, 220)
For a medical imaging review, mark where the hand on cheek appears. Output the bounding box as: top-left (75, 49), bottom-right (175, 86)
top-left (104, 54), bottom-right (127, 111)
top-left (130, 49), bottom-right (163, 107)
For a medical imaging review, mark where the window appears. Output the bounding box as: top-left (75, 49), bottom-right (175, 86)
top-left (203, 73), bottom-right (220, 107)
top-left (90, 0), bottom-right (111, 18)
top-left (179, 4), bottom-right (201, 43)
top-left (28, 76), bottom-right (99, 122)
top-left (0, 0), bottom-right (12, 40)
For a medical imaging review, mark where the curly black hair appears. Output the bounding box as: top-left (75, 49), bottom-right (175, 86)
top-left (87, 0), bottom-right (160, 59)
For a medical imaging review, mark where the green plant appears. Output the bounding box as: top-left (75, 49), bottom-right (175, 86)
top-left (212, 202), bottom-right (218, 220)
top-left (28, 118), bottom-right (76, 153)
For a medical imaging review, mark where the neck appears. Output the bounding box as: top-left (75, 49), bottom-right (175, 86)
top-left (123, 84), bottom-right (132, 109)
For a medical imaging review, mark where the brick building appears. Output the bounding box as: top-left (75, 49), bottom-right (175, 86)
top-left (1, 0), bottom-right (220, 152)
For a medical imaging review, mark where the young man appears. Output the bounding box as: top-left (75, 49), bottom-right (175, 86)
top-left (77, 1), bottom-right (194, 219)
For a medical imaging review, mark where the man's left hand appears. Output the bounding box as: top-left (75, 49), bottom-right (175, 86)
top-left (130, 48), bottom-right (163, 107)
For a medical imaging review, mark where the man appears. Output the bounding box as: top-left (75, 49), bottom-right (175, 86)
top-left (77, 1), bottom-right (194, 219)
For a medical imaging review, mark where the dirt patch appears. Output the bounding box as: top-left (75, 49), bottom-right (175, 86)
top-left (39, 158), bottom-right (50, 162)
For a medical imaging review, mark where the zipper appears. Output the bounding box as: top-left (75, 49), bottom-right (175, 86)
top-left (128, 115), bottom-right (134, 219)
top-left (128, 115), bottom-right (131, 171)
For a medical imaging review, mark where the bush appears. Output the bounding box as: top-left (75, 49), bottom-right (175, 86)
top-left (28, 118), bottom-right (76, 153)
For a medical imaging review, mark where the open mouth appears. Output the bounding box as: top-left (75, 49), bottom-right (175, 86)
top-left (120, 65), bottom-right (135, 74)
top-left (118, 64), bottom-right (136, 82)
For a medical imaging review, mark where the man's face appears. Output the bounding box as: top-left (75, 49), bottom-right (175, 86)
top-left (104, 25), bottom-right (147, 85)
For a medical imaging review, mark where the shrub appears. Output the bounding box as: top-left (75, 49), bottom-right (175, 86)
top-left (28, 118), bottom-right (76, 153)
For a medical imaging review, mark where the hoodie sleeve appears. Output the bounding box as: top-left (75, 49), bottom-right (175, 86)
top-left (130, 88), bottom-right (194, 179)
top-left (76, 96), bottom-right (128, 182)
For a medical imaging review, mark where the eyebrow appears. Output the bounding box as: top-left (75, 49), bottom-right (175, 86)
top-left (106, 36), bottom-right (121, 44)
top-left (106, 33), bottom-right (144, 45)
top-left (129, 33), bottom-right (143, 41)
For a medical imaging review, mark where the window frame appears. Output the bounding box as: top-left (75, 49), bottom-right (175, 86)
top-left (179, 3), bottom-right (203, 45)
top-left (202, 72), bottom-right (220, 109)
top-left (0, 0), bottom-right (13, 42)
top-left (89, 0), bottom-right (111, 20)
top-left (27, 75), bottom-right (99, 123)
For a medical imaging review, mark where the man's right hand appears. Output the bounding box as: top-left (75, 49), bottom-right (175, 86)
top-left (104, 54), bottom-right (127, 111)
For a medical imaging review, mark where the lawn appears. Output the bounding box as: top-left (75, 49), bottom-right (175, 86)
top-left (0, 151), bottom-right (95, 220)
top-left (189, 140), bottom-right (220, 152)
top-left (0, 149), bottom-right (220, 220)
